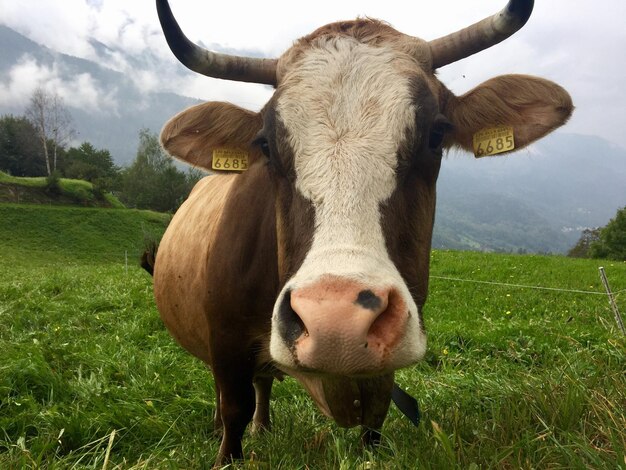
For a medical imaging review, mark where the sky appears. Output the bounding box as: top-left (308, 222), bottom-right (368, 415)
top-left (1, 0), bottom-right (625, 149)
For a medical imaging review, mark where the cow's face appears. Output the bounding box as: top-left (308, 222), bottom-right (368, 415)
top-left (158, 11), bottom-right (573, 378)
top-left (259, 32), bottom-right (448, 376)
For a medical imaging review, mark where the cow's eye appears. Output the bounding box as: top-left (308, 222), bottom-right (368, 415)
top-left (260, 140), bottom-right (271, 158)
top-left (253, 136), bottom-right (271, 158)
top-left (428, 115), bottom-right (453, 151)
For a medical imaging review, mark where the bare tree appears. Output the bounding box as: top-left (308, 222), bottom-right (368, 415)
top-left (25, 87), bottom-right (75, 175)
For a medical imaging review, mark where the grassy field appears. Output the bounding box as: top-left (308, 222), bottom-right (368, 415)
top-left (0, 204), bottom-right (624, 469)
top-left (0, 204), bottom-right (169, 265)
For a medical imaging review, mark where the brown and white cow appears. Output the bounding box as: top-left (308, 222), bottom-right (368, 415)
top-left (152, 0), bottom-right (572, 464)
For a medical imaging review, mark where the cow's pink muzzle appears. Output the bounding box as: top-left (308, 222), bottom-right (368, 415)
top-left (277, 276), bottom-right (409, 375)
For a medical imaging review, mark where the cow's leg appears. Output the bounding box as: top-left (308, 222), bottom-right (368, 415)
top-left (361, 427), bottom-right (382, 446)
top-left (359, 373), bottom-right (393, 448)
top-left (212, 360), bottom-right (255, 465)
top-left (213, 378), bottom-right (223, 434)
top-left (251, 376), bottom-right (273, 433)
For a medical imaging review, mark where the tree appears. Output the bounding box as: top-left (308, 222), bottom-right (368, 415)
top-left (567, 227), bottom-right (601, 258)
top-left (63, 142), bottom-right (119, 186)
top-left (25, 87), bottom-right (75, 175)
top-left (119, 129), bottom-right (202, 212)
top-left (0, 114), bottom-right (46, 176)
top-left (589, 207), bottom-right (626, 261)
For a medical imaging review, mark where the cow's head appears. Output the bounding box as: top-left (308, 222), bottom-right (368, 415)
top-left (157, 1), bottom-right (572, 378)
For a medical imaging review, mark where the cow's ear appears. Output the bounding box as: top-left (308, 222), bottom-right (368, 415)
top-left (160, 101), bottom-right (263, 170)
top-left (445, 75), bottom-right (573, 154)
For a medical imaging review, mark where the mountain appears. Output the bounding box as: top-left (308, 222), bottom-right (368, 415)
top-left (1, 25), bottom-right (625, 254)
top-left (0, 24), bottom-right (201, 164)
top-left (433, 134), bottom-right (626, 252)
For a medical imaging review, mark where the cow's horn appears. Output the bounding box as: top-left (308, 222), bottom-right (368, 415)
top-left (156, 0), bottom-right (277, 86)
top-left (429, 0), bottom-right (534, 69)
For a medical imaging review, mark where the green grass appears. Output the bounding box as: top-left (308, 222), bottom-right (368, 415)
top-left (0, 204), bottom-right (169, 265)
top-left (0, 171), bottom-right (124, 208)
top-left (0, 204), bottom-right (624, 469)
top-left (0, 172), bottom-right (45, 187)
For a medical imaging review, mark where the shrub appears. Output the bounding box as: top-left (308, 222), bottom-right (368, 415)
top-left (91, 178), bottom-right (108, 201)
top-left (44, 171), bottom-right (62, 196)
top-left (567, 228), bottom-right (601, 258)
top-left (589, 207), bottom-right (626, 261)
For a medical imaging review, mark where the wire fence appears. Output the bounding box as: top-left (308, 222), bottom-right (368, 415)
top-left (430, 270), bottom-right (625, 335)
top-left (430, 275), bottom-right (622, 296)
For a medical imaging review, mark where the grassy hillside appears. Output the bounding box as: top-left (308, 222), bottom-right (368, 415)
top-left (0, 203), bottom-right (169, 264)
top-left (0, 205), bottom-right (624, 469)
top-left (0, 171), bottom-right (124, 208)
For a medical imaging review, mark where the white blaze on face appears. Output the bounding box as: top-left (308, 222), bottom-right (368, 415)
top-left (270, 37), bottom-right (427, 370)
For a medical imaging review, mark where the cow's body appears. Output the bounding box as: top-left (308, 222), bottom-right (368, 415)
top-left (155, 174), bottom-right (236, 365)
top-left (152, 0), bottom-right (573, 465)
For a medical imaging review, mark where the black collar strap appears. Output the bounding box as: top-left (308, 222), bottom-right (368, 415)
top-left (391, 383), bottom-right (421, 427)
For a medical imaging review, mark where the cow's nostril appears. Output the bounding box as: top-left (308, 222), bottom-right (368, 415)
top-left (277, 290), bottom-right (306, 346)
top-left (367, 289), bottom-right (404, 348)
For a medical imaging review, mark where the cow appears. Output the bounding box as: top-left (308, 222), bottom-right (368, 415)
top-left (152, 0), bottom-right (572, 465)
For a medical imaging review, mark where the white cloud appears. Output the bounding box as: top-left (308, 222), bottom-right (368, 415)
top-left (0, 57), bottom-right (54, 106)
top-left (0, 55), bottom-right (119, 114)
top-left (176, 75), bottom-right (273, 111)
top-left (63, 73), bottom-right (119, 113)
top-left (1, 0), bottom-right (95, 58)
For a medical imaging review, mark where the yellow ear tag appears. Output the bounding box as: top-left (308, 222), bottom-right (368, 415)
top-left (212, 148), bottom-right (249, 172)
top-left (472, 126), bottom-right (515, 158)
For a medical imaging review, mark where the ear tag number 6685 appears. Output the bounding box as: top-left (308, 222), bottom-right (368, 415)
top-left (473, 126), bottom-right (515, 157)
top-left (212, 149), bottom-right (249, 172)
